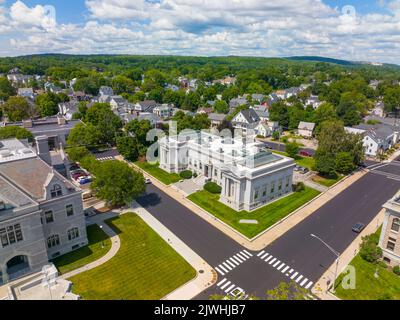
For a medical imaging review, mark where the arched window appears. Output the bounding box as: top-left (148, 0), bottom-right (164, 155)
top-left (67, 228), bottom-right (79, 241)
top-left (50, 184), bottom-right (63, 198)
top-left (47, 235), bottom-right (60, 248)
top-left (391, 218), bottom-right (400, 232)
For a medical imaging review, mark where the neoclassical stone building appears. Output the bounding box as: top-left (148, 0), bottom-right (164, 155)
top-left (0, 138), bottom-right (87, 285)
top-left (159, 131), bottom-right (295, 211)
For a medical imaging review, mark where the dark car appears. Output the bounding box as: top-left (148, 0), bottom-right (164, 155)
top-left (300, 151), bottom-right (312, 157)
top-left (352, 222), bottom-right (366, 233)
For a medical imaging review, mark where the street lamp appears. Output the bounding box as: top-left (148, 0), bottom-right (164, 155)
top-left (100, 225), bottom-right (105, 249)
top-left (310, 233), bottom-right (340, 293)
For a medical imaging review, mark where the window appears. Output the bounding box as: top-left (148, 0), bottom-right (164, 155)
top-left (286, 177), bottom-right (290, 188)
top-left (50, 184), bottom-right (63, 198)
top-left (66, 205), bottom-right (74, 217)
top-left (47, 235), bottom-right (60, 248)
top-left (0, 224), bottom-right (23, 247)
top-left (68, 228), bottom-right (79, 241)
top-left (45, 211), bottom-right (54, 223)
top-left (391, 218), bottom-right (400, 232)
top-left (262, 187), bottom-right (267, 197)
top-left (271, 182), bottom-right (275, 193)
top-left (254, 189), bottom-right (259, 200)
top-left (387, 240), bottom-right (396, 251)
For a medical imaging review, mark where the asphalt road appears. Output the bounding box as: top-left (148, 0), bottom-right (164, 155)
top-left (137, 163), bottom-right (400, 299)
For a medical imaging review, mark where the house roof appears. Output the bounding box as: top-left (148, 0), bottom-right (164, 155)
top-left (298, 121), bottom-right (316, 131)
top-left (354, 123), bottom-right (395, 142)
top-left (208, 113), bottom-right (226, 122)
top-left (236, 109), bottom-right (260, 124)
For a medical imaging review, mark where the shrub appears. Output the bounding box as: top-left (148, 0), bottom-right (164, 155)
top-left (204, 182), bottom-right (222, 194)
top-left (293, 182), bottom-right (305, 192)
top-left (180, 170), bottom-right (193, 179)
top-left (359, 234), bottom-right (383, 263)
top-left (393, 266), bottom-right (400, 276)
top-left (193, 172), bottom-right (198, 178)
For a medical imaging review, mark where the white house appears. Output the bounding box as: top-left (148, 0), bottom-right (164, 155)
top-left (159, 132), bottom-right (295, 211)
top-left (306, 95), bottom-right (322, 109)
top-left (231, 109), bottom-right (260, 133)
top-left (298, 122), bottom-right (316, 138)
top-left (254, 121), bottom-right (280, 138)
top-left (17, 88), bottom-right (34, 100)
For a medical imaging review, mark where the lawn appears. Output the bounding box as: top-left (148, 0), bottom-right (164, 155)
top-left (69, 213), bottom-right (196, 300)
top-left (52, 224), bottom-right (112, 275)
top-left (134, 161), bottom-right (181, 185)
top-left (188, 188), bottom-right (320, 239)
top-left (312, 174), bottom-right (343, 187)
top-left (272, 151), bottom-right (315, 170)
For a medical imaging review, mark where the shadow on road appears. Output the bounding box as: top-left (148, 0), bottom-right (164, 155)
top-left (137, 192), bottom-right (162, 208)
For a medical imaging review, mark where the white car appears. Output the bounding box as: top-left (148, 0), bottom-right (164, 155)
top-left (145, 178), bottom-right (152, 184)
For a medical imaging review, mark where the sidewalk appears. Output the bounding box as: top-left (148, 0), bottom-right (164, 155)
top-left (126, 156), bottom-right (368, 251)
top-left (312, 208), bottom-right (385, 300)
top-left (131, 201), bottom-right (215, 300)
top-left (61, 215), bottom-right (121, 280)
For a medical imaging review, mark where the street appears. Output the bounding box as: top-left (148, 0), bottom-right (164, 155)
top-left (136, 162), bottom-right (400, 299)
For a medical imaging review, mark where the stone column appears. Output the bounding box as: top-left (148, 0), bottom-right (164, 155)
top-left (1, 265), bottom-right (8, 284)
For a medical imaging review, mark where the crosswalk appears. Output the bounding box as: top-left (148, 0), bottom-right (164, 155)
top-left (216, 278), bottom-right (248, 299)
top-left (96, 156), bottom-right (115, 162)
top-left (214, 250), bottom-right (253, 276)
top-left (369, 164), bottom-right (400, 181)
top-left (257, 250), bottom-right (314, 290)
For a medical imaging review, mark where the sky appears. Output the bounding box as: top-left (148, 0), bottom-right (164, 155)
top-left (0, 0), bottom-right (400, 64)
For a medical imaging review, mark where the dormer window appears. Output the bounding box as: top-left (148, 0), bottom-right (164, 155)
top-left (50, 184), bottom-right (63, 198)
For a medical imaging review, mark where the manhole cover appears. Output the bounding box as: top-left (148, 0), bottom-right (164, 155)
top-left (199, 270), bottom-right (204, 274)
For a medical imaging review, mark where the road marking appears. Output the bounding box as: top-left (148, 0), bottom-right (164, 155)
top-left (273, 260), bottom-right (281, 267)
top-left (260, 252), bottom-right (269, 259)
top-left (277, 263), bottom-right (285, 271)
top-left (228, 258), bottom-right (239, 266)
top-left (257, 250), bottom-right (265, 257)
top-left (222, 262), bottom-right (232, 270)
top-left (295, 275), bottom-right (303, 283)
top-left (243, 250), bottom-right (253, 257)
top-left (281, 266), bottom-right (290, 273)
top-left (269, 258), bottom-right (277, 265)
top-left (215, 267), bottom-right (225, 275)
top-left (226, 260), bottom-right (236, 268)
top-left (305, 281), bottom-right (313, 289)
top-left (234, 255), bottom-right (245, 263)
top-left (300, 278), bottom-right (308, 287)
top-left (265, 255), bottom-right (273, 262)
top-left (217, 278), bottom-right (227, 286)
top-left (219, 265), bottom-right (229, 273)
top-left (291, 272), bottom-right (298, 279)
top-left (225, 284), bottom-right (235, 293)
top-left (220, 281), bottom-right (231, 290)
top-left (237, 252), bottom-right (248, 260)
top-left (288, 269), bottom-right (294, 274)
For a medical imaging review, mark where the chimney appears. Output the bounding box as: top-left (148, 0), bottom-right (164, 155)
top-left (57, 115), bottom-right (66, 125)
top-left (22, 119), bottom-right (33, 128)
top-left (35, 135), bottom-right (52, 166)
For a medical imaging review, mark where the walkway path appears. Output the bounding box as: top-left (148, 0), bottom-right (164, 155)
top-left (124, 156), bottom-right (368, 251)
top-left (304, 179), bottom-right (329, 193)
top-left (61, 215), bottom-right (121, 280)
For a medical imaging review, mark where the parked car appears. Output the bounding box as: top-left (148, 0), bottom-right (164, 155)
top-left (300, 151), bottom-right (312, 157)
top-left (300, 167), bottom-right (309, 174)
top-left (78, 176), bottom-right (92, 185)
top-left (145, 178), bottom-right (152, 184)
top-left (352, 222), bottom-right (366, 233)
top-left (72, 172), bottom-right (87, 180)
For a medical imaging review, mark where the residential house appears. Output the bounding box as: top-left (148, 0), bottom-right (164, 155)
top-left (99, 86), bottom-right (114, 96)
top-left (58, 101), bottom-right (79, 121)
top-left (305, 95), bottom-right (322, 109)
top-left (231, 109), bottom-right (261, 133)
top-left (229, 97), bottom-right (248, 109)
top-left (251, 94), bottom-right (265, 103)
top-left (254, 121), bottom-right (280, 138)
top-left (153, 104), bottom-right (174, 119)
top-left (17, 88), bottom-right (34, 100)
top-left (0, 138), bottom-right (88, 285)
top-left (208, 113), bottom-right (226, 128)
top-left (370, 101), bottom-right (385, 118)
top-left (298, 122), bottom-right (316, 138)
top-left (134, 100), bottom-right (159, 113)
top-left (197, 107), bottom-right (213, 115)
top-left (379, 191), bottom-right (400, 266)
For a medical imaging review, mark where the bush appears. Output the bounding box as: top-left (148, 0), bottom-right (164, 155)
top-left (293, 182), bottom-right (305, 192)
top-left (193, 172), bottom-right (198, 178)
top-left (180, 170), bottom-right (193, 179)
top-left (204, 182), bottom-right (222, 194)
top-left (359, 234), bottom-right (382, 263)
top-left (393, 266), bottom-right (400, 276)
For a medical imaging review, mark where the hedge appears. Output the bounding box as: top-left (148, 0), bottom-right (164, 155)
top-left (180, 170), bottom-right (193, 179)
top-left (204, 182), bottom-right (222, 194)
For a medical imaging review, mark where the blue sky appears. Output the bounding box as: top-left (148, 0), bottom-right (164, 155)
top-left (0, 0), bottom-right (400, 63)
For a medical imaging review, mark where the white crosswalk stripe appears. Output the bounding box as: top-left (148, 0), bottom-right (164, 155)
top-left (273, 260), bottom-right (281, 267)
top-left (265, 255), bottom-right (273, 262)
top-left (305, 281), bottom-right (313, 289)
top-left (226, 260), bottom-right (236, 268)
top-left (229, 258), bottom-right (240, 266)
top-left (215, 267), bottom-right (225, 276)
top-left (291, 272), bottom-right (299, 279)
top-left (216, 278), bottom-right (249, 299)
top-left (225, 284), bottom-right (235, 293)
top-left (219, 265), bottom-right (229, 273)
top-left (215, 250), bottom-right (254, 276)
top-left (269, 257), bottom-right (277, 265)
top-left (237, 252), bottom-right (248, 260)
top-left (242, 250), bottom-right (253, 257)
top-left (260, 252), bottom-right (269, 259)
top-left (281, 266), bottom-right (290, 273)
top-left (217, 278), bottom-right (227, 286)
top-left (220, 281), bottom-right (231, 290)
top-left (300, 278), bottom-right (308, 287)
top-left (277, 263), bottom-right (285, 271)
top-left (257, 250), bottom-right (265, 257)
top-left (234, 254), bottom-right (245, 263)
top-left (295, 275), bottom-right (303, 283)
top-left (222, 262), bottom-right (232, 270)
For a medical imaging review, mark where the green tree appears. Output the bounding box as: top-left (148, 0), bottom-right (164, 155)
top-left (116, 135), bottom-right (140, 162)
top-left (111, 75), bottom-right (135, 94)
top-left (2, 96), bottom-right (33, 121)
top-left (125, 119), bottom-right (153, 146)
top-left (335, 152), bottom-right (355, 174)
top-left (269, 101), bottom-right (289, 129)
top-left (315, 152), bottom-right (336, 177)
top-left (67, 123), bottom-right (103, 149)
top-left (359, 233), bottom-right (383, 263)
top-left (266, 281), bottom-right (312, 300)
top-left (0, 126), bottom-right (33, 141)
top-left (213, 100), bottom-right (229, 114)
top-left (285, 142), bottom-right (300, 158)
top-left (66, 146), bottom-right (91, 162)
top-left (36, 93), bottom-right (62, 117)
top-left (0, 77), bottom-right (15, 101)
top-left (90, 161), bottom-right (145, 206)
top-left (383, 86), bottom-right (400, 114)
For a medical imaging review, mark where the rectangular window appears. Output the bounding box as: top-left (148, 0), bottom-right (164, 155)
top-left (0, 224), bottom-right (23, 248)
top-left (45, 211), bottom-right (54, 223)
top-left (271, 183), bottom-right (275, 193)
top-left (66, 205), bottom-right (74, 217)
top-left (68, 228), bottom-right (79, 241)
top-left (387, 241), bottom-right (395, 251)
top-left (254, 190), bottom-right (259, 200)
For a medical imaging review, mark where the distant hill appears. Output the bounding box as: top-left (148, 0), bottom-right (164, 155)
top-left (287, 56), bottom-right (356, 66)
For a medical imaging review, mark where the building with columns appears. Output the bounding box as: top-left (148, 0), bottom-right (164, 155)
top-left (0, 138), bottom-right (87, 285)
top-left (159, 131), bottom-right (295, 211)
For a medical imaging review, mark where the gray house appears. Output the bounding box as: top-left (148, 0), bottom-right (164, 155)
top-left (0, 138), bottom-right (87, 285)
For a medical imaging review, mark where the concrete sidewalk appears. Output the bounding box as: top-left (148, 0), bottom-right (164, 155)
top-left (131, 201), bottom-right (216, 300)
top-left (312, 208), bottom-right (385, 300)
top-left (126, 156), bottom-right (368, 251)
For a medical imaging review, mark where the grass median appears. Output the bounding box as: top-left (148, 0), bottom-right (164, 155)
top-left (134, 161), bottom-right (181, 185)
top-left (69, 212), bottom-right (196, 300)
top-left (188, 187), bottom-right (320, 239)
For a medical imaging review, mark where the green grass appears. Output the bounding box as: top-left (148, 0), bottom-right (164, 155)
top-left (69, 213), bottom-right (196, 300)
top-left (335, 227), bottom-right (400, 300)
top-left (52, 224), bottom-right (112, 275)
top-left (135, 161), bottom-right (181, 185)
top-left (188, 188), bottom-right (320, 238)
top-left (272, 151), bottom-right (316, 170)
top-left (312, 174), bottom-right (343, 187)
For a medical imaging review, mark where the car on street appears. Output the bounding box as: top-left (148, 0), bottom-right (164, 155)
top-left (352, 222), bottom-right (366, 233)
top-left (145, 178), bottom-right (152, 184)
